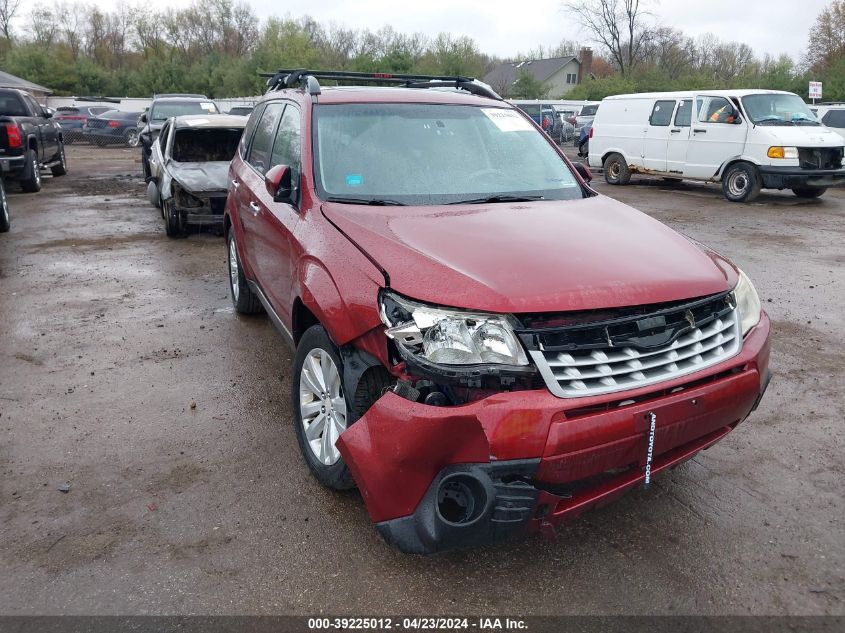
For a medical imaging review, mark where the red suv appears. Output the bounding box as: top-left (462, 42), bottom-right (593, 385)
top-left (224, 70), bottom-right (771, 554)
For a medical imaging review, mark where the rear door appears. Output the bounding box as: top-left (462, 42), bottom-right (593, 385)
top-left (684, 95), bottom-right (748, 179)
top-left (641, 99), bottom-right (677, 172)
top-left (238, 101), bottom-right (285, 280)
top-left (250, 103), bottom-right (302, 320)
top-left (666, 98), bottom-right (693, 175)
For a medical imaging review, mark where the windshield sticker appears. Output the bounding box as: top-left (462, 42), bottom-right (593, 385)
top-left (481, 108), bottom-right (533, 132)
top-left (200, 102), bottom-right (216, 111)
top-left (345, 174), bottom-right (364, 187)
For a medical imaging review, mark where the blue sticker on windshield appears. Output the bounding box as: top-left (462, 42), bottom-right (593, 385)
top-left (346, 174), bottom-right (364, 187)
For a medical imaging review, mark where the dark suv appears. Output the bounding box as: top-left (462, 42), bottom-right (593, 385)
top-left (139, 95), bottom-right (220, 179)
top-left (224, 70), bottom-right (771, 554)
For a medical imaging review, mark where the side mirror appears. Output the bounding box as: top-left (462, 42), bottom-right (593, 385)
top-left (265, 164), bottom-right (293, 203)
top-left (574, 162), bottom-right (593, 183)
top-left (140, 113), bottom-right (148, 123)
top-left (44, 108), bottom-right (53, 118)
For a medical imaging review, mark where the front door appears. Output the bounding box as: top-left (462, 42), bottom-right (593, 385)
top-left (684, 95), bottom-right (748, 180)
top-left (641, 99), bottom-right (677, 172)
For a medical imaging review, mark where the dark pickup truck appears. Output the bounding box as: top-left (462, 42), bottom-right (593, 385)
top-left (0, 88), bottom-right (67, 192)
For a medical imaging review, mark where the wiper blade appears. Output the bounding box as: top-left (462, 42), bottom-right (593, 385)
top-left (447, 194), bottom-right (544, 205)
top-left (325, 196), bottom-right (405, 206)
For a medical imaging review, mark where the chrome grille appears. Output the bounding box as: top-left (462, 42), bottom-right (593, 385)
top-left (529, 308), bottom-right (741, 398)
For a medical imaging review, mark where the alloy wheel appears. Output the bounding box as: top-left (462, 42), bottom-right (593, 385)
top-left (228, 237), bottom-right (240, 301)
top-left (298, 349), bottom-right (348, 466)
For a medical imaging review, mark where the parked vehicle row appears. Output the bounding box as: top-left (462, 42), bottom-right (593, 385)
top-left (589, 89), bottom-right (845, 202)
top-left (217, 70), bottom-right (771, 554)
top-left (54, 105), bottom-right (113, 143)
top-left (0, 87), bottom-right (67, 193)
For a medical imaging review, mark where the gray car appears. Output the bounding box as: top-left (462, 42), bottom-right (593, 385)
top-left (145, 114), bottom-right (246, 237)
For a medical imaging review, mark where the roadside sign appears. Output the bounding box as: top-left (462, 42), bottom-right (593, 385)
top-left (809, 81), bottom-right (822, 100)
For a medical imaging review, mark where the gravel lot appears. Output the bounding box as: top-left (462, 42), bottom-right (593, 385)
top-left (0, 144), bottom-right (843, 615)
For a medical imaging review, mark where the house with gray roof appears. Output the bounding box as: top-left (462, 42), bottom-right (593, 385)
top-left (0, 70), bottom-right (52, 101)
top-left (484, 48), bottom-right (593, 98)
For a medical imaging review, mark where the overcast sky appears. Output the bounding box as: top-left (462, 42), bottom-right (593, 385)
top-left (77, 0), bottom-right (827, 62)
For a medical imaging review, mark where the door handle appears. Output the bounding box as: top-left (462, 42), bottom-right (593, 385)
top-left (249, 201), bottom-right (261, 214)
top-left (693, 128), bottom-right (707, 134)
top-left (670, 128), bottom-right (681, 133)
top-left (231, 179), bottom-right (240, 188)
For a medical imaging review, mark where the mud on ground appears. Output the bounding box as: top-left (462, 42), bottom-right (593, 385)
top-left (0, 144), bottom-right (842, 615)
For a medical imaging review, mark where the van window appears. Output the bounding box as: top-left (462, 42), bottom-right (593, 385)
top-left (649, 100), bottom-right (676, 126)
top-left (698, 96), bottom-right (735, 124)
top-left (674, 100), bottom-right (692, 126)
top-left (821, 110), bottom-right (845, 128)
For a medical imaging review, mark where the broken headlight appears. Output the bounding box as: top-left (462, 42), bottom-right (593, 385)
top-left (733, 269), bottom-right (761, 336)
top-left (379, 291), bottom-right (529, 366)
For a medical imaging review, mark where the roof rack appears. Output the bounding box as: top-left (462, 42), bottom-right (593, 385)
top-left (260, 69), bottom-right (502, 101)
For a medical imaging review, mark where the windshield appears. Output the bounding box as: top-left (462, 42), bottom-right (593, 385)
top-left (741, 93), bottom-right (819, 125)
top-left (580, 105), bottom-right (599, 116)
top-left (313, 104), bottom-right (582, 205)
top-left (151, 101), bottom-right (218, 122)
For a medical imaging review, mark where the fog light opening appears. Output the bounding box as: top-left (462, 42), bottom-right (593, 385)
top-left (436, 474), bottom-right (487, 526)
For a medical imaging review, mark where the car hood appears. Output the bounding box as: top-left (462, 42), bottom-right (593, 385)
top-left (322, 195), bottom-right (738, 313)
top-left (757, 125), bottom-right (844, 146)
top-left (168, 161), bottom-right (230, 193)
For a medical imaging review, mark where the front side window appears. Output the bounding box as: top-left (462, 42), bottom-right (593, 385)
top-left (269, 105), bottom-right (301, 186)
top-left (741, 93), bottom-right (819, 126)
top-left (313, 103), bottom-right (582, 205)
top-left (580, 104), bottom-right (598, 116)
top-left (698, 96), bottom-right (737, 124)
top-left (822, 110), bottom-right (845, 128)
top-left (649, 100), bottom-right (676, 126)
top-left (246, 103), bottom-right (284, 174)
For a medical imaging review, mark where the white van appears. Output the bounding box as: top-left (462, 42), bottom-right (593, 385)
top-left (589, 90), bottom-right (845, 201)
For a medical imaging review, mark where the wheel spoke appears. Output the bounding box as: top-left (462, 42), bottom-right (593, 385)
top-left (305, 412), bottom-right (326, 441)
top-left (320, 420), bottom-right (333, 462)
top-left (308, 354), bottom-right (326, 392)
top-left (330, 397), bottom-right (345, 414)
top-left (301, 363), bottom-right (323, 398)
top-left (300, 399), bottom-right (322, 419)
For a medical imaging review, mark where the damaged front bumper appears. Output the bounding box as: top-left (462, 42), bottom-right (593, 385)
top-left (337, 314), bottom-right (771, 554)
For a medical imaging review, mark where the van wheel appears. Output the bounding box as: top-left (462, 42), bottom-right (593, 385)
top-left (792, 187), bottom-right (826, 199)
top-left (722, 162), bottom-right (761, 202)
top-left (603, 153), bottom-right (631, 185)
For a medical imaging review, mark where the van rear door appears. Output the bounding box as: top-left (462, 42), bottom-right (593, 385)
top-left (641, 100), bottom-right (677, 172)
top-left (684, 95), bottom-right (748, 179)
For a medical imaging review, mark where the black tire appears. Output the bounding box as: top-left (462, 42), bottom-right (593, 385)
top-left (227, 230), bottom-right (262, 314)
top-left (792, 187), bottom-right (826, 199)
top-left (51, 142), bottom-right (67, 177)
top-left (162, 199), bottom-right (186, 238)
top-left (292, 325), bottom-right (393, 490)
top-left (603, 152), bottom-right (631, 185)
top-left (20, 149), bottom-right (41, 193)
top-left (721, 162), bottom-right (761, 203)
top-left (0, 179), bottom-right (10, 233)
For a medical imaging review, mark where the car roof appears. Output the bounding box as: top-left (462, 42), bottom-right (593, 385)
top-left (264, 86), bottom-right (507, 107)
top-left (171, 114), bottom-right (246, 129)
top-left (604, 89), bottom-right (796, 101)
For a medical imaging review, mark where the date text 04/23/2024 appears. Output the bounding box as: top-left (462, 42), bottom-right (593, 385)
top-left (307, 617), bottom-right (528, 630)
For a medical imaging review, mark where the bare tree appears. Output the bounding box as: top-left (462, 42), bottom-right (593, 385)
top-left (0, 0), bottom-right (21, 41)
top-left (806, 0), bottom-right (845, 70)
top-left (565, 0), bottom-right (651, 75)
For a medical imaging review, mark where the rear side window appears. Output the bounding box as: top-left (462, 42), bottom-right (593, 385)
top-left (246, 102), bottom-right (284, 174)
top-left (674, 100), bottom-right (692, 126)
top-left (0, 91), bottom-right (27, 116)
top-left (649, 100), bottom-right (676, 126)
top-left (822, 110), bottom-right (845, 128)
top-left (239, 103), bottom-right (265, 158)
